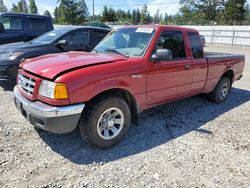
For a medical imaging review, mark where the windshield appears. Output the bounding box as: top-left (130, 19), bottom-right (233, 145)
top-left (30, 29), bottom-right (67, 44)
top-left (94, 27), bottom-right (155, 57)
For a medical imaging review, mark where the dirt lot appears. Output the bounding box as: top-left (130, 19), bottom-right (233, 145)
top-left (0, 44), bottom-right (249, 188)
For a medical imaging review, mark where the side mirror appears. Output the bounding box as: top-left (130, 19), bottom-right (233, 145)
top-left (151, 49), bottom-right (173, 62)
top-left (54, 40), bottom-right (68, 47)
top-left (192, 48), bottom-right (203, 58)
top-left (200, 35), bottom-right (206, 47)
top-left (0, 23), bottom-right (5, 33)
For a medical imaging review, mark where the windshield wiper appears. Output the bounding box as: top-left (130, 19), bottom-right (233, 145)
top-left (104, 49), bottom-right (129, 58)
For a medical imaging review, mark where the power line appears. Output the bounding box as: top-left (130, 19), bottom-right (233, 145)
top-left (88, 2), bottom-right (180, 7)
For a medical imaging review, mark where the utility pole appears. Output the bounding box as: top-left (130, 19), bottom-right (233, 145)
top-left (93, 0), bottom-right (95, 21)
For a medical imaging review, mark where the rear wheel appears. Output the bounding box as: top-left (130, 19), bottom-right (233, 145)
top-left (207, 77), bottom-right (231, 103)
top-left (79, 97), bottom-right (131, 148)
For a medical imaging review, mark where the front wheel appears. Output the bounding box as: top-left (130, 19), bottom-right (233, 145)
top-left (207, 77), bottom-right (231, 103)
top-left (79, 97), bottom-right (131, 148)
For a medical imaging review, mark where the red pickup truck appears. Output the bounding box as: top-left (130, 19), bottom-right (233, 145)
top-left (14, 25), bottom-right (245, 148)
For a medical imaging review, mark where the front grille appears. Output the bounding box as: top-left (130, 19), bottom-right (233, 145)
top-left (18, 74), bottom-right (36, 95)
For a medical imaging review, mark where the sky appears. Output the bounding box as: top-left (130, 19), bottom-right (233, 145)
top-left (3, 0), bottom-right (183, 16)
top-left (3, 0), bottom-right (250, 17)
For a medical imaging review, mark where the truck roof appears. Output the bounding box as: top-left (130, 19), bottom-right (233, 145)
top-left (54, 26), bottom-right (111, 32)
top-left (119, 24), bottom-right (199, 33)
top-left (0, 12), bottom-right (50, 18)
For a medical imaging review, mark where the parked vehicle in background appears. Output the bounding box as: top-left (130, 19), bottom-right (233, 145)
top-left (0, 12), bottom-right (53, 45)
top-left (84, 21), bottom-right (111, 29)
top-left (14, 25), bottom-right (245, 148)
top-left (0, 26), bottom-right (111, 80)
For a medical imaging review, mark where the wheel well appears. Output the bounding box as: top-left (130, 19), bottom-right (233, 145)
top-left (222, 70), bottom-right (234, 85)
top-left (87, 89), bottom-right (140, 124)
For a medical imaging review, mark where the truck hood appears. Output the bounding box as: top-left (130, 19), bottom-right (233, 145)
top-left (20, 51), bottom-right (126, 79)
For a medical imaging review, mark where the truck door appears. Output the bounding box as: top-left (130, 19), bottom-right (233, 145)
top-left (188, 32), bottom-right (208, 94)
top-left (0, 15), bottom-right (25, 44)
top-left (147, 30), bottom-right (194, 105)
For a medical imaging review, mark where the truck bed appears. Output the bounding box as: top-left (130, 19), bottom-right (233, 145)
top-left (205, 52), bottom-right (245, 61)
top-left (204, 51), bottom-right (245, 91)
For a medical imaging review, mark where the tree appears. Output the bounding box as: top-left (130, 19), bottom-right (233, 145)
top-left (159, 13), bottom-right (164, 24)
top-left (17, 1), bottom-right (23, 12)
top-left (153, 9), bottom-right (160, 24)
top-left (10, 4), bottom-right (18, 12)
top-left (56, 0), bottom-right (88, 25)
top-left (0, 0), bottom-right (8, 12)
top-left (135, 9), bottom-right (141, 24)
top-left (245, 4), bottom-right (250, 24)
top-left (43, 10), bottom-right (52, 18)
top-left (75, 0), bottom-right (89, 24)
top-left (21, 0), bottom-right (29, 13)
top-left (15, 0), bottom-right (29, 13)
top-left (57, 1), bottom-right (68, 24)
top-left (101, 6), bottom-right (117, 22)
top-left (116, 9), bottom-right (127, 23)
top-left (54, 7), bottom-right (59, 23)
top-left (178, 2), bottom-right (206, 25)
top-left (101, 5), bottom-right (109, 22)
top-left (29, 0), bottom-right (38, 14)
top-left (127, 10), bottom-right (132, 22)
top-left (223, 0), bottom-right (248, 25)
top-left (163, 13), bottom-right (168, 24)
top-left (141, 4), bottom-right (151, 24)
top-left (108, 7), bottom-right (117, 22)
top-left (180, 0), bottom-right (224, 24)
top-left (131, 9), bottom-right (137, 24)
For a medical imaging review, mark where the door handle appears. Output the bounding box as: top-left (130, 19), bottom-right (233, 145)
top-left (185, 64), bottom-right (191, 70)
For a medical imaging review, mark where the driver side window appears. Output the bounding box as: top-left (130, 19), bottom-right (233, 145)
top-left (155, 30), bottom-right (186, 59)
top-left (0, 16), bottom-right (23, 31)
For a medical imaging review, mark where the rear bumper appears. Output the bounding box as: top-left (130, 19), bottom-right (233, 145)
top-left (14, 86), bottom-right (85, 134)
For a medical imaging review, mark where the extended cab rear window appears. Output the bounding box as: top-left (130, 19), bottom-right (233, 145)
top-left (27, 18), bottom-right (47, 32)
top-left (188, 32), bottom-right (204, 58)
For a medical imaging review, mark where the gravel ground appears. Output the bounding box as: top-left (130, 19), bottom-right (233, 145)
top-left (0, 44), bottom-right (250, 188)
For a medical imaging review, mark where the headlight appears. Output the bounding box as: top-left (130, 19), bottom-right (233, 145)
top-left (9, 52), bottom-right (23, 60)
top-left (0, 52), bottom-right (23, 60)
top-left (39, 80), bottom-right (68, 100)
top-left (17, 72), bottom-right (22, 85)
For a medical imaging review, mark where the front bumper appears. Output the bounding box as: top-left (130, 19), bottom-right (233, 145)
top-left (14, 86), bottom-right (85, 134)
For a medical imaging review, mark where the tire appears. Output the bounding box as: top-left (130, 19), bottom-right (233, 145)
top-left (79, 97), bottom-right (131, 148)
top-left (207, 77), bottom-right (231, 103)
